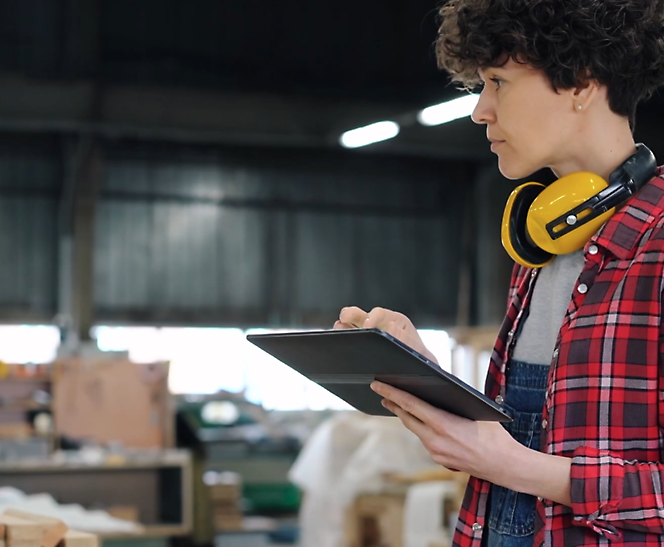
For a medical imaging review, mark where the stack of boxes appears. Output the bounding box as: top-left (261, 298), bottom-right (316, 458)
top-left (207, 472), bottom-right (243, 532)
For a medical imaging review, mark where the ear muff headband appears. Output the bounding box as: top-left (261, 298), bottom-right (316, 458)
top-left (501, 182), bottom-right (554, 269)
top-left (540, 144), bottom-right (657, 243)
top-left (501, 143), bottom-right (658, 268)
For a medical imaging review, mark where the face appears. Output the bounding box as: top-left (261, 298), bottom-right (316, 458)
top-left (472, 59), bottom-right (579, 180)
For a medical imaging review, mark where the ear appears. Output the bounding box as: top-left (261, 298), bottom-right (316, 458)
top-left (568, 77), bottom-right (601, 111)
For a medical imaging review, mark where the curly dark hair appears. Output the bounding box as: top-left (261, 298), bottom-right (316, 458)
top-left (436, 0), bottom-right (664, 125)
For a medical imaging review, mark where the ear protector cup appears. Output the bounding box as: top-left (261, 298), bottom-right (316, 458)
top-left (501, 144), bottom-right (658, 269)
top-left (501, 182), bottom-right (554, 269)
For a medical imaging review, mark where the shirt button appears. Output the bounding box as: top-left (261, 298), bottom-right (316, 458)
top-left (542, 419), bottom-right (548, 430)
top-left (588, 245), bottom-right (599, 255)
top-left (552, 348), bottom-right (559, 359)
top-left (495, 395), bottom-right (504, 405)
top-left (574, 516), bottom-right (583, 522)
top-left (537, 496), bottom-right (544, 502)
top-left (472, 523), bottom-right (483, 533)
top-left (577, 283), bottom-right (588, 294)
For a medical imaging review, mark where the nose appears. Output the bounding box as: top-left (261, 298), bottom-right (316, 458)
top-left (471, 89), bottom-right (495, 125)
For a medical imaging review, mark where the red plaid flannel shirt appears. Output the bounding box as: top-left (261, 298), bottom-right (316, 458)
top-left (454, 169), bottom-right (664, 547)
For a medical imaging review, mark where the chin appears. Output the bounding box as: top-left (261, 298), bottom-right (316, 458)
top-left (496, 155), bottom-right (541, 181)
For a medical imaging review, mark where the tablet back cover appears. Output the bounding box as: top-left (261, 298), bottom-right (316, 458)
top-left (247, 329), bottom-right (510, 422)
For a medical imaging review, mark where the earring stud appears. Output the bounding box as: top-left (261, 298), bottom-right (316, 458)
top-left (576, 104), bottom-right (583, 110)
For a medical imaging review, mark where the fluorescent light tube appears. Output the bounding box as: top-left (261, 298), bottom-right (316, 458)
top-left (340, 121), bottom-right (400, 149)
top-left (417, 94), bottom-right (480, 126)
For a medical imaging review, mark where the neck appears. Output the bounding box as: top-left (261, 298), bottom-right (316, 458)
top-left (550, 116), bottom-right (637, 181)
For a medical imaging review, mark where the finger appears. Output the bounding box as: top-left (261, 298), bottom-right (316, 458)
top-left (384, 401), bottom-right (460, 472)
top-left (391, 312), bottom-right (410, 329)
top-left (339, 306), bottom-right (368, 327)
top-left (333, 321), bottom-right (355, 330)
top-left (372, 381), bottom-right (447, 426)
top-left (365, 307), bottom-right (389, 329)
top-left (383, 400), bottom-right (436, 443)
top-left (385, 320), bottom-right (401, 338)
top-left (366, 308), bottom-right (410, 331)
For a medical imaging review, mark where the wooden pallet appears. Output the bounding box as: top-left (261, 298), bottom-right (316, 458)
top-left (0, 511), bottom-right (97, 547)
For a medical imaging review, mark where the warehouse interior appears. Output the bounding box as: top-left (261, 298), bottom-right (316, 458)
top-left (0, 1), bottom-right (664, 547)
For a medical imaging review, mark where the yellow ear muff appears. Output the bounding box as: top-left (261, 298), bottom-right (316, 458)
top-left (501, 182), bottom-right (554, 269)
top-left (526, 172), bottom-right (613, 255)
top-left (501, 144), bottom-right (657, 268)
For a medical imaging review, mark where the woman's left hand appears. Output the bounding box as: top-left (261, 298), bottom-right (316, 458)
top-left (371, 381), bottom-right (521, 484)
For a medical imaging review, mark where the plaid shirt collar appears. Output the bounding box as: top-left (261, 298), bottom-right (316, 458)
top-left (590, 167), bottom-right (664, 260)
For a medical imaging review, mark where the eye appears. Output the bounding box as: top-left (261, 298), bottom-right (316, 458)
top-left (490, 77), bottom-right (504, 89)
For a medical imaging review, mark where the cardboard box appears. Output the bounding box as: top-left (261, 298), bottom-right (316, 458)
top-left (213, 515), bottom-right (243, 531)
top-left (209, 484), bottom-right (242, 501)
top-left (52, 358), bottom-right (172, 449)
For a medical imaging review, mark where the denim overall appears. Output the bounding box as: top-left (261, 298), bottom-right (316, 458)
top-left (482, 360), bottom-right (549, 547)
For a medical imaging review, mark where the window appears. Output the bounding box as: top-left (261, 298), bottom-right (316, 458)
top-left (0, 325), bottom-right (60, 364)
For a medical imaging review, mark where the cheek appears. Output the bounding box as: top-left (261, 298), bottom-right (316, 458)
top-left (498, 101), bottom-right (571, 177)
top-left (504, 103), bottom-right (549, 146)
top-left (524, 95), bottom-right (573, 144)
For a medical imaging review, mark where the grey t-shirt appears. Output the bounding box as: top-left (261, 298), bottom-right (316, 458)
top-left (512, 250), bottom-right (586, 365)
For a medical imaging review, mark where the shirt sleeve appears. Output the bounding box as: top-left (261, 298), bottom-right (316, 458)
top-left (569, 446), bottom-right (664, 538)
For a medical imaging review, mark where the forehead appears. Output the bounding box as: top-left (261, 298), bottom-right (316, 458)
top-left (479, 58), bottom-right (535, 78)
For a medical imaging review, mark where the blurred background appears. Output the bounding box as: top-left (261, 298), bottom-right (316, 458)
top-left (0, 1), bottom-right (662, 547)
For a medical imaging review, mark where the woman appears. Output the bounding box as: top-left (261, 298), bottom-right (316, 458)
top-left (335, 1), bottom-right (664, 546)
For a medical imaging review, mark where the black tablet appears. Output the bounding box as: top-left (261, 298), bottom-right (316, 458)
top-left (246, 328), bottom-right (512, 423)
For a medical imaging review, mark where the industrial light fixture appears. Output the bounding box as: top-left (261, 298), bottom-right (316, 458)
top-left (339, 121), bottom-right (400, 149)
top-left (417, 94), bottom-right (480, 127)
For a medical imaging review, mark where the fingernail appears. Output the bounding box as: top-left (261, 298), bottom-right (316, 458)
top-left (381, 400), bottom-right (388, 408)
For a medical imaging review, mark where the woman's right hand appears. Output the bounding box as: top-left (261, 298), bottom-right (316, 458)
top-left (334, 306), bottom-right (439, 365)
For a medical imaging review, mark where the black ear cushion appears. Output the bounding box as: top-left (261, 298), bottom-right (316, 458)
top-left (509, 185), bottom-right (554, 267)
